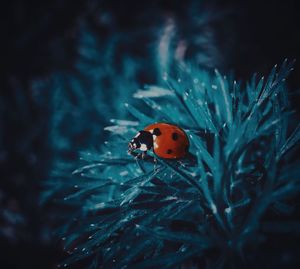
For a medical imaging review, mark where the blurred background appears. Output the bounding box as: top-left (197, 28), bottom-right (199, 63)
top-left (1, 0), bottom-right (300, 268)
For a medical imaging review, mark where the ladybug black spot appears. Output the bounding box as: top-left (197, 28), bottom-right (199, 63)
top-left (166, 149), bottom-right (173, 154)
top-left (153, 128), bottom-right (162, 136)
top-left (172, 132), bottom-right (178, 140)
top-left (185, 145), bottom-right (189, 152)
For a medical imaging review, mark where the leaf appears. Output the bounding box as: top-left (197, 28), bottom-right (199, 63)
top-left (136, 225), bottom-right (212, 247)
top-left (124, 103), bottom-right (153, 123)
top-left (189, 132), bottom-right (214, 170)
top-left (131, 247), bottom-right (201, 269)
top-left (279, 123), bottom-right (300, 158)
top-left (215, 69), bottom-right (232, 125)
top-left (156, 157), bottom-right (202, 193)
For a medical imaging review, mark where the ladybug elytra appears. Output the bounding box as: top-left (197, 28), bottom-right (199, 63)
top-left (128, 123), bottom-right (189, 159)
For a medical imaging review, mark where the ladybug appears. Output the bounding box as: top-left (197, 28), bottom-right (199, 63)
top-left (128, 123), bottom-right (190, 159)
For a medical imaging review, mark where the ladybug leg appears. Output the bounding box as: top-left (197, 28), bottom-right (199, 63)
top-left (134, 153), bottom-right (141, 160)
top-left (127, 149), bottom-right (133, 156)
top-left (153, 157), bottom-right (158, 171)
top-left (133, 151), bottom-right (147, 160)
top-left (128, 150), bottom-right (141, 160)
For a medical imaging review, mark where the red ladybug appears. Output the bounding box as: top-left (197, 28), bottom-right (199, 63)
top-left (128, 123), bottom-right (189, 159)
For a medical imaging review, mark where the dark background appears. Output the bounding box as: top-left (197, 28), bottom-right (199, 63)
top-left (1, 0), bottom-right (299, 268)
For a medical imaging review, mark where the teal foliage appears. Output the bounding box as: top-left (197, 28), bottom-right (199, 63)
top-left (49, 60), bottom-right (300, 268)
top-left (44, 23), bottom-right (156, 160)
top-left (39, 4), bottom-right (223, 166)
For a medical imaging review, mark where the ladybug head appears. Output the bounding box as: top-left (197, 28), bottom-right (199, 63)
top-left (128, 137), bottom-right (140, 151)
top-left (128, 130), bottom-right (153, 152)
